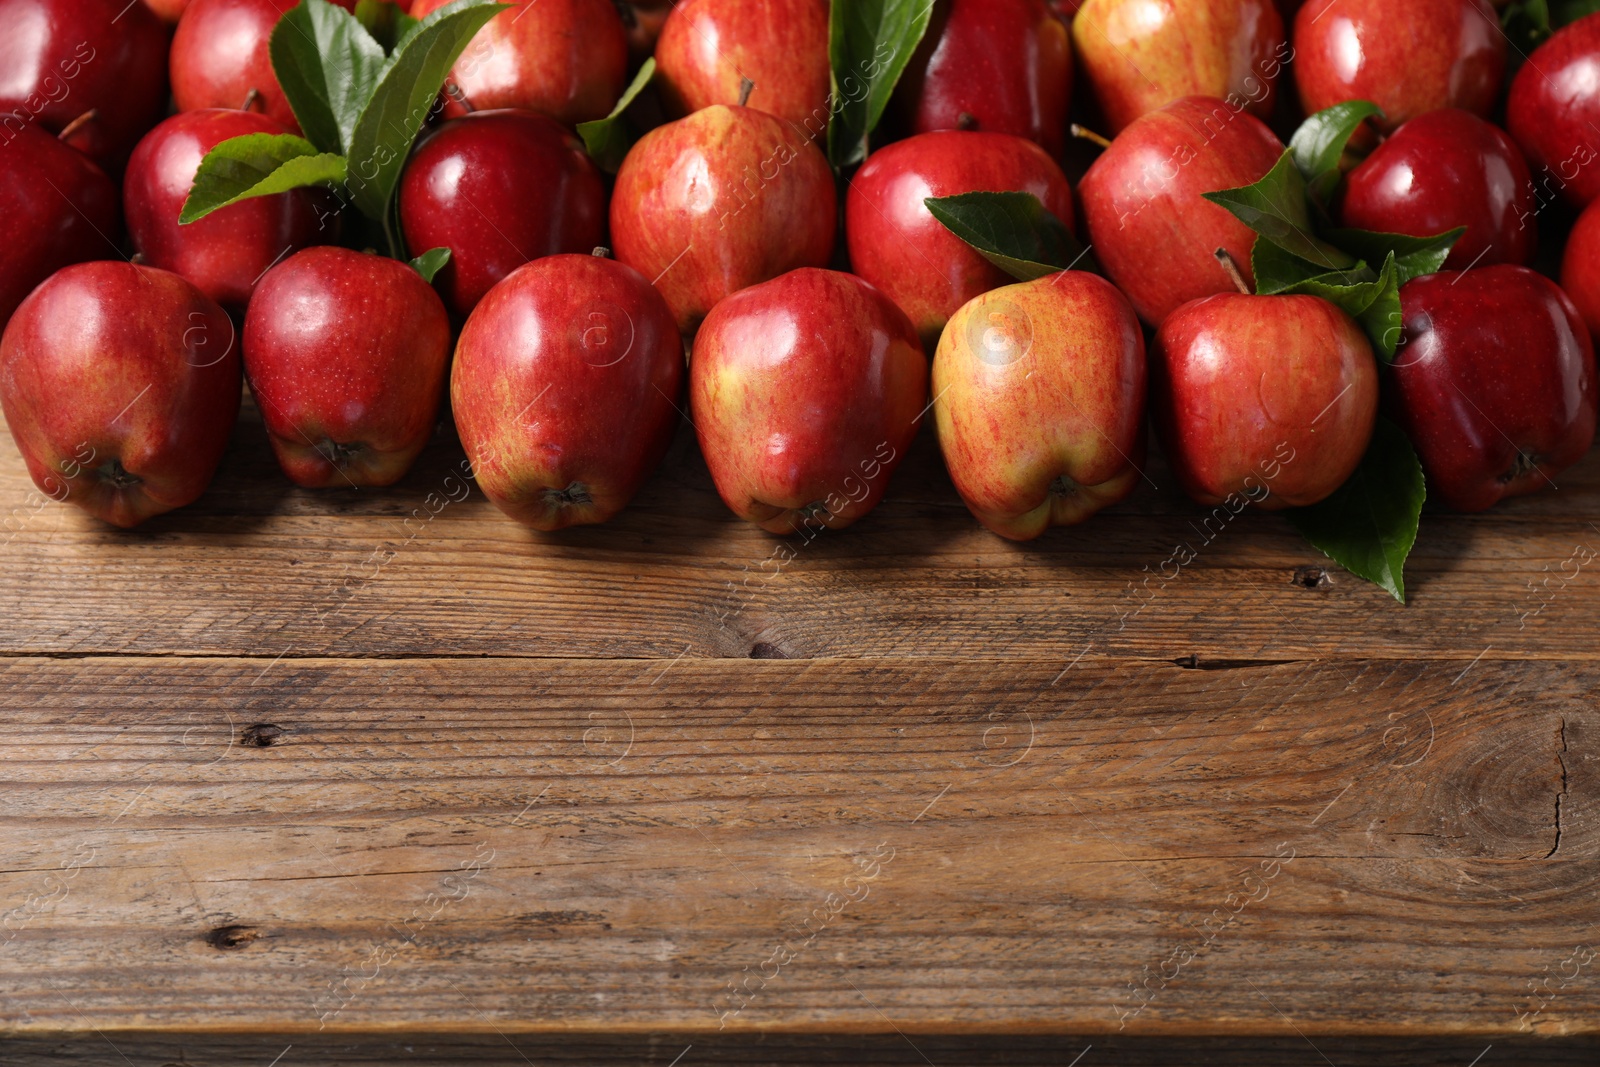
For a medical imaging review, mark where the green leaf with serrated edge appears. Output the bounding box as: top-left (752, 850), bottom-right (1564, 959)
top-left (1203, 151), bottom-right (1360, 271)
top-left (270, 0), bottom-right (387, 155)
top-left (1288, 100), bottom-right (1384, 207)
top-left (1277, 251), bottom-right (1404, 360)
top-left (1323, 226), bottom-right (1465, 286)
top-left (1252, 237), bottom-right (1372, 295)
top-left (408, 246), bottom-right (451, 283)
top-left (345, 0), bottom-right (508, 232)
top-left (924, 191), bottom-right (1094, 282)
top-left (181, 133), bottom-right (347, 223)
top-left (827, 0), bottom-right (934, 168)
top-left (354, 0), bottom-right (418, 51)
top-left (576, 57), bottom-right (655, 174)
top-left (1287, 418), bottom-right (1424, 603)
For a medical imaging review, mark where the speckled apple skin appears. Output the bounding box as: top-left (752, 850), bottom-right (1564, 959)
top-left (933, 272), bottom-right (1146, 541)
top-left (611, 105), bottom-right (836, 336)
top-left (0, 262), bottom-right (240, 527)
top-left (1153, 293), bottom-right (1378, 510)
top-left (655, 0), bottom-right (831, 131)
top-left (243, 248), bottom-right (450, 489)
top-left (1507, 13), bottom-right (1600, 209)
top-left (689, 269), bottom-right (927, 536)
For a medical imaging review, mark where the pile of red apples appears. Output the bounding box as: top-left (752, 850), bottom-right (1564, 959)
top-left (2, 0), bottom-right (1598, 590)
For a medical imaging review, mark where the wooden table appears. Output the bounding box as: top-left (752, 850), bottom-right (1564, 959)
top-left (1, 394), bottom-right (1596, 1065)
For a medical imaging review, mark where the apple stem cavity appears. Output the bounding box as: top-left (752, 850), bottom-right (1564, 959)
top-left (957, 112), bottom-right (978, 131)
top-left (240, 87), bottom-right (261, 114)
top-left (98, 460), bottom-right (140, 490)
top-left (1213, 248), bottom-right (1252, 295)
top-left (544, 482), bottom-right (594, 507)
top-left (738, 78), bottom-right (755, 108)
top-left (1070, 124), bottom-right (1113, 151)
top-left (57, 109), bottom-right (97, 143)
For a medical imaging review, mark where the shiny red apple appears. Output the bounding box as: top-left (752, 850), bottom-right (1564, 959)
top-left (399, 109), bottom-right (607, 320)
top-left (611, 104), bottom-right (836, 335)
top-left (244, 248), bottom-right (451, 488)
top-left (452, 253), bottom-right (684, 531)
top-left (1079, 95), bottom-right (1284, 327)
top-left (933, 271), bottom-right (1146, 540)
top-left (846, 130), bottom-right (1076, 348)
top-left (1152, 289), bottom-right (1378, 508)
top-left (413, 0), bottom-right (628, 125)
top-left (1561, 198), bottom-right (1600, 342)
top-left (896, 0), bottom-right (1072, 157)
top-left (1072, 0), bottom-right (1285, 135)
top-left (1506, 13), bottom-right (1600, 210)
top-left (655, 0), bottom-right (830, 133)
top-left (1390, 266), bottom-right (1597, 513)
top-left (1293, 0), bottom-right (1505, 133)
top-left (0, 0), bottom-right (170, 170)
top-left (0, 261), bottom-right (241, 527)
top-left (125, 109), bottom-right (328, 313)
top-left (0, 124), bottom-right (121, 328)
top-left (690, 269), bottom-right (927, 535)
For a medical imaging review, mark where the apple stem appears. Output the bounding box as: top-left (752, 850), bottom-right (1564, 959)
top-left (738, 78), bottom-right (755, 108)
top-left (445, 83), bottom-right (475, 113)
top-left (957, 112), bottom-right (978, 131)
top-left (1214, 248), bottom-right (1252, 294)
top-left (56, 109), bottom-right (97, 142)
top-left (592, 246), bottom-right (611, 258)
top-left (240, 87), bottom-right (260, 113)
top-left (1071, 124), bottom-right (1112, 150)
top-left (129, 252), bottom-right (145, 265)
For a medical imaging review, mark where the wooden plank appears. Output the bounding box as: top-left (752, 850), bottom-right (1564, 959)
top-left (1, 403), bottom-right (1598, 662)
top-left (0, 655), bottom-right (1593, 1041)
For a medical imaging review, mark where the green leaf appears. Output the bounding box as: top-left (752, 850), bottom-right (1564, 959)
top-left (408, 246), bottom-right (451, 283)
top-left (576, 57), bottom-right (655, 174)
top-left (270, 0), bottom-right (388, 155)
top-left (1288, 100), bottom-right (1384, 207)
top-left (1203, 151), bottom-right (1360, 272)
top-left (1253, 238), bottom-right (1371, 295)
top-left (827, 0), bottom-right (934, 168)
top-left (1557, 1), bottom-right (1600, 23)
top-left (1323, 226), bottom-right (1465, 286)
top-left (1287, 418), bottom-right (1425, 603)
top-left (1501, 0), bottom-right (1552, 54)
top-left (354, 0), bottom-right (418, 51)
top-left (1277, 251), bottom-right (1404, 361)
top-left (345, 0), bottom-right (508, 239)
top-left (924, 191), bottom-right (1095, 282)
top-left (180, 133), bottom-right (347, 223)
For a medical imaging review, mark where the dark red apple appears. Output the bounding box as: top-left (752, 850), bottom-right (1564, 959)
top-left (244, 248), bottom-right (451, 488)
top-left (1506, 13), bottom-right (1600, 210)
top-left (413, 0), bottom-right (628, 125)
top-left (0, 123), bottom-right (122, 327)
top-left (655, 0), bottom-right (830, 133)
top-left (611, 104), bottom-right (836, 335)
top-left (622, 1), bottom-right (671, 63)
top-left (1390, 266), bottom-right (1597, 513)
top-left (1293, 0), bottom-right (1505, 133)
top-left (0, 0), bottom-right (170, 170)
top-left (125, 109), bottom-right (328, 313)
top-left (846, 129), bottom-right (1076, 348)
top-left (689, 268), bottom-right (927, 535)
top-left (398, 109), bottom-right (607, 321)
top-left (1561, 198), bottom-right (1600, 342)
top-left (1153, 291), bottom-right (1378, 508)
top-left (0, 261), bottom-right (241, 527)
top-left (1072, 0), bottom-right (1284, 135)
top-left (451, 253), bottom-right (683, 530)
top-left (1340, 109), bottom-right (1537, 271)
top-left (896, 0), bottom-right (1072, 157)
top-left (1079, 95), bottom-right (1284, 327)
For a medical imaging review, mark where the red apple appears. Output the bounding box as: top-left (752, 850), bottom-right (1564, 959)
top-left (413, 0), bottom-right (628, 125)
top-left (622, 1), bottom-right (671, 63)
top-left (399, 109), bottom-right (607, 320)
top-left (611, 104), bottom-right (836, 335)
top-left (171, 0), bottom-right (356, 135)
top-left (1079, 95), bottom-right (1284, 327)
top-left (1561, 198), bottom-right (1600, 342)
top-left (1072, 0), bottom-right (1285, 135)
top-left (141, 0), bottom-right (189, 21)
top-left (0, 0), bottom-right (170, 170)
top-left (452, 253), bottom-right (683, 531)
top-left (896, 0), bottom-right (1073, 157)
top-left (0, 123), bottom-right (122, 328)
top-left (846, 130), bottom-right (1077, 348)
top-left (1506, 13), bottom-right (1600, 210)
top-left (243, 248), bottom-right (451, 488)
top-left (689, 268), bottom-right (927, 535)
top-left (1152, 289), bottom-right (1378, 508)
top-left (655, 0), bottom-right (830, 133)
top-left (1293, 0), bottom-right (1505, 133)
top-left (1340, 109), bottom-right (1537, 271)
top-left (0, 261), bottom-right (241, 527)
top-left (1390, 266), bottom-right (1597, 513)
top-left (125, 109), bottom-right (329, 313)
top-left (932, 271), bottom-right (1146, 540)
